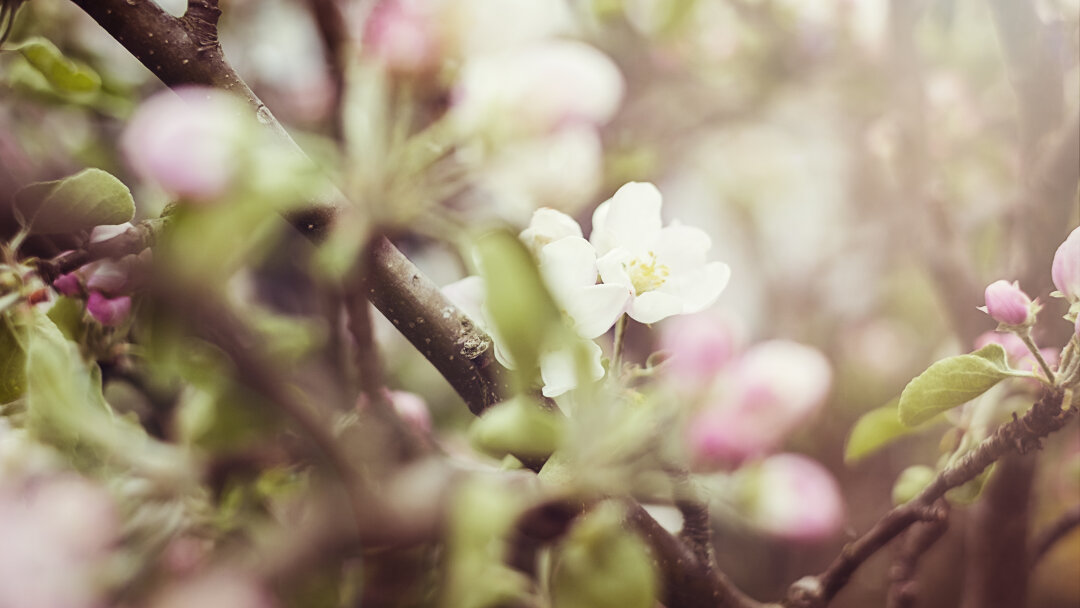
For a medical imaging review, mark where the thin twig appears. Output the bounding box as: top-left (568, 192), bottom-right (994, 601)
top-left (783, 389), bottom-right (1076, 608)
top-left (1030, 504), bottom-right (1080, 568)
top-left (886, 502), bottom-right (950, 608)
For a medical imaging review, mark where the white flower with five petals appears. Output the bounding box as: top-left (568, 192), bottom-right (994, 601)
top-left (591, 182), bottom-right (731, 324)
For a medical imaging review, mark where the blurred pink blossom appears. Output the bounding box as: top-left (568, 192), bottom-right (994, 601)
top-left (362, 0), bottom-right (443, 73)
top-left (86, 292), bottom-right (132, 327)
top-left (149, 571), bottom-right (277, 608)
top-left (0, 475), bottom-right (119, 608)
top-left (688, 340), bottom-right (832, 470)
top-left (52, 272), bottom-right (81, 296)
top-left (121, 86), bottom-right (247, 201)
top-left (980, 280), bottom-right (1034, 326)
top-left (658, 309), bottom-right (744, 385)
top-left (451, 41), bottom-right (624, 139)
top-left (390, 390), bottom-right (432, 435)
top-left (745, 453), bottom-right (845, 542)
top-left (1052, 226), bottom-right (1080, 303)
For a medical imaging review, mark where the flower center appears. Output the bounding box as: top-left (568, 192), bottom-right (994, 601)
top-left (627, 251), bottom-right (670, 295)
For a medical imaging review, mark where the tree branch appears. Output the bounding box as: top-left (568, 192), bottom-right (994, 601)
top-left (783, 389), bottom-right (1076, 608)
top-left (886, 502), bottom-right (950, 608)
top-left (67, 0), bottom-right (510, 415)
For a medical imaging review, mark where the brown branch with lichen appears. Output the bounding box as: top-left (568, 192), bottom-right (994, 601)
top-left (782, 389), bottom-right (1076, 608)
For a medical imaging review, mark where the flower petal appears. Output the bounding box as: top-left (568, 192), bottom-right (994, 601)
top-left (540, 340), bottom-right (605, 397)
top-left (656, 222), bottom-right (711, 271)
top-left (660, 261), bottom-right (731, 314)
top-left (538, 236), bottom-right (598, 295)
top-left (564, 284), bottom-right (629, 338)
top-left (596, 248), bottom-right (635, 290)
top-left (629, 290), bottom-right (684, 324)
top-left (590, 182), bottom-right (662, 256)
top-left (520, 207), bottom-right (583, 254)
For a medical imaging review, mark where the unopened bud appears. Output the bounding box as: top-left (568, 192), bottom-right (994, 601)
top-left (980, 280), bottom-right (1035, 326)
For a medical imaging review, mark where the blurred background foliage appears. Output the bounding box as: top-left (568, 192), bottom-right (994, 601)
top-left (1, 0), bottom-right (1078, 606)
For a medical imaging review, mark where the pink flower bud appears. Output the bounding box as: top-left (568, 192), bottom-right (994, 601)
top-left (121, 86), bottom-right (247, 201)
top-left (86, 292), bottom-right (131, 327)
top-left (390, 390), bottom-right (432, 435)
top-left (744, 454), bottom-right (845, 542)
top-left (659, 310), bottom-right (744, 386)
top-left (52, 272), bottom-right (81, 296)
top-left (1052, 227), bottom-right (1080, 302)
top-left (362, 0), bottom-right (443, 73)
top-left (981, 280), bottom-right (1034, 326)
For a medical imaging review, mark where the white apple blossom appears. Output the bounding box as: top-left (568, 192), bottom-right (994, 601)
top-left (591, 182), bottom-right (731, 324)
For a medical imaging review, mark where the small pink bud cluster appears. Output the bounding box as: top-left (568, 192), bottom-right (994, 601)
top-left (661, 314), bottom-right (833, 471)
top-left (51, 223), bottom-right (147, 327)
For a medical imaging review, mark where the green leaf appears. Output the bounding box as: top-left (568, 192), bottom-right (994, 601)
top-left (897, 343), bottom-right (1018, 427)
top-left (474, 230), bottom-right (563, 374)
top-left (0, 315), bottom-right (27, 403)
top-left (24, 310), bottom-right (190, 481)
top-left (845, 400), bottom-right (944, 464)
top-left (13, 37), bottom-right (101, 96)
top-left (15, 168), bottom-right (135, 235)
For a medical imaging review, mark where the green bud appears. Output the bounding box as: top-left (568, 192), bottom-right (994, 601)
top-left (551, 503), bottom-right (657, 608)
top-left (469, 396), bottom-right (563, 461)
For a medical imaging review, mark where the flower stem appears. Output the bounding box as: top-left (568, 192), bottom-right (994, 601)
top-left (611, 314), bottom-right (628, 374)
top-left (1018, 330), bottom-right (1056, 385)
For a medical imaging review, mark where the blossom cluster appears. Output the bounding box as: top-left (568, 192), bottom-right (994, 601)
top-left (362, 0), bottom-right (624, 220)
top-left (977, 226), bottom-right (1080, 385)
top-left (52, 224), bottom-right (146, 327)
top-left (447, 181), bottom-right (730, 397)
